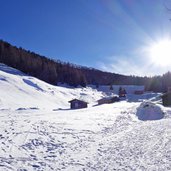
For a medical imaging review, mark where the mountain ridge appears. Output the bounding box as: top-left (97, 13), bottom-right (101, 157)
top-left (0, 40), bottom-right (141, 86)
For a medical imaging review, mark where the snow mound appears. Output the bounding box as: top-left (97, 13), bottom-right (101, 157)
top-left (136, 101), bottom-right (164, 121)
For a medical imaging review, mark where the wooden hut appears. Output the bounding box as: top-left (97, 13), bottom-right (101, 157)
top-left (161, 92), bottom-right (171, 106)
top-left (97, 96), bottom-right (119, 105)
top-left (118, 87), bottom-right (127, 98)
top-left (69, 99), bottom-right (88, 109)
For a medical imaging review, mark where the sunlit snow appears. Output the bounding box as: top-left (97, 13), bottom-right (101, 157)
top-left (0, 64), bottom-right (171, 170)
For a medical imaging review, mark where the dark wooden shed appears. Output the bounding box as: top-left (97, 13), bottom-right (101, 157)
top-left (69, 99), bottom-right (88, 109)
top-left (161, 92), bottom-right (171, 106)
top-left (97, 96), bottom-right (119, 105)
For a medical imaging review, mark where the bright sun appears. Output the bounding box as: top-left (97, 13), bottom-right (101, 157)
top-left (148, 39), bottom-right (171, 66)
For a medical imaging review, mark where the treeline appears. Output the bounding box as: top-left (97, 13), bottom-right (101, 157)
top-left (0, 40), bottom-right (130, 87)
top-left (0, 39), bottom-right (171, 92)
top-left (0, 40), bottom-right (87, 86)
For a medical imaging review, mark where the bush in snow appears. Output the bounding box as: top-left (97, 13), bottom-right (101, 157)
top-left (136, 101), bottom-right (164, 121)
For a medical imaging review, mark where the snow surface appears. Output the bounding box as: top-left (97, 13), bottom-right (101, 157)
top-left (1, 64), bottom-right (171, 170)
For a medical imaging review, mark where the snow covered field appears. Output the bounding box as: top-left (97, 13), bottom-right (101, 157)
top-left (1, 64), bottom-right (171, 170)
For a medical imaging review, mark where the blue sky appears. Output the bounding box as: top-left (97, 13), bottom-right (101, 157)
top-left (1, 0), bottom-right (171, 76)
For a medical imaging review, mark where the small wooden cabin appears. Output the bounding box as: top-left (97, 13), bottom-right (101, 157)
top-left (118, 87), bottom-right (127, 98)
top-left (161, 92), bottom-right (171, 106)
top-left (98, 96), bottom-right (119, 105)
top-left (69, 99), bottom-right (88, 109)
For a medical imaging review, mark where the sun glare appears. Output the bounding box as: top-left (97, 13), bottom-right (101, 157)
top-left (148, 39), bottom-right (171, 66)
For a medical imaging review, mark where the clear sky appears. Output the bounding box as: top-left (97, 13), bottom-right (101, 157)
top-left (1, 0), bottom-right (171, 76)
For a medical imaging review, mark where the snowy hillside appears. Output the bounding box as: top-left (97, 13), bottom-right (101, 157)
top-left (0, 63), bottom-right (104, 110)
top-left (1, 64), bottom-right (171, 170)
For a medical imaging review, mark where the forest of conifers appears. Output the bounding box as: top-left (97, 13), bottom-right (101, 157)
top-left (0, 39), bottom-right (171, 92)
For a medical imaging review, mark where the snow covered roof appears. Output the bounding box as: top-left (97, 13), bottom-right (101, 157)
top-left (68, 99), bottom-right (88, 104)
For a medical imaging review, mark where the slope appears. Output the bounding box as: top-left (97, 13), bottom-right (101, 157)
top-left (0, 63), bottom-right (104, 110)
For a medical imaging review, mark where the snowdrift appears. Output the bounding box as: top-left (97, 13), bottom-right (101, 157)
top-left (136, 101), bottom-right (164, 120)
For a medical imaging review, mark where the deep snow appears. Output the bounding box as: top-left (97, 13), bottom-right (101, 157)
top-left (1, 64), bottom-right (171, 171)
